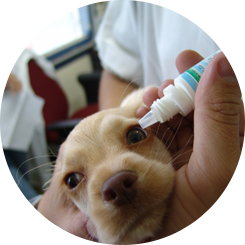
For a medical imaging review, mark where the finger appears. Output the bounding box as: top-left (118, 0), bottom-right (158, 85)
top-left (137, 86), bottom-right (194, 133)
top-left (136, 106), bottom-right (149, 118)
top-left (140, 51), bottom-right (203, 114)
top-left (137, 81), bottom-right (174, 116)
top-left (142, 86), bottom-right (159, 108)
top-left (175, 50), bottom-right (204, 74)
top-left (189, 51), bottom-right (242, 204)
top-left (158, 79), bottom-right (174, 98)
top-left (158, 51), bottom-right (203, 99)
top-left (136, 86), bottom-right (158, 118)
top-left (157, 50), bottom-right (203, 124)
top-left (159, 50), bottom-right (204, 97)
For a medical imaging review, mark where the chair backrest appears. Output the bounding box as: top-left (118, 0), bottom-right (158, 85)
top-left (28, 59), bottom-right (68, 126)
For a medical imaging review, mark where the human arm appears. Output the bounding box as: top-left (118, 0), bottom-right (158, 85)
top-left (95, 1), bottom-right (140, 111)
top-left (137, 50), bottom-right (244, 237)
top-left (98, 69), bottom-right (137, 110)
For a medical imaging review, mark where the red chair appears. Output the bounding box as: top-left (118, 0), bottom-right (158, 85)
top-left (28, 59), bottom-right (99, 144)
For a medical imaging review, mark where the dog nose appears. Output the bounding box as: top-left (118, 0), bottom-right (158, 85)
top-left (102, 171), bottom-right (137, 205)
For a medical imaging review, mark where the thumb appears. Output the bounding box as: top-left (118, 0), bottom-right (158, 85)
top-left (190, 52), bottom-right (242, 203)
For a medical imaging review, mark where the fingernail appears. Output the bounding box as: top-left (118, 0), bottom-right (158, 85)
top-left (218, 57), bottom-right (237, 82)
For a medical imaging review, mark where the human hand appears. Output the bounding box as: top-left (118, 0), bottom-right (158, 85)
top-left (137, 50), bottom-right (244, 237)
top-left (0, 66), bottom-right (22, 95)
top-left (136, 51), bottom-right (207, 170)
top-left (37, 143), bottom-right (97, 241)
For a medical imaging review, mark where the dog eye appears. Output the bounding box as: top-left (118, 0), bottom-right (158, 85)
top-left (66, 173), bottom-right (83, 190)
top-left (127, 128), bottom-right (147, 144)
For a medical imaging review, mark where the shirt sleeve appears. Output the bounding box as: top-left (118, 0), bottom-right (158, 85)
top-left (95, 1), bottom-right (143, 83)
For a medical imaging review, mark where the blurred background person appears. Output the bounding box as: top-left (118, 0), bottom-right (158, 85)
top-left (3, 72), bottom-right (38, 200)
top-left (96, 1), bottom-right (219, 110)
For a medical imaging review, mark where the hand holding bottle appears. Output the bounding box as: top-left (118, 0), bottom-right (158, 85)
top-left (136, 50), bottom-right (244, 237)
top-left (139, 50), bottom-right (221, 128)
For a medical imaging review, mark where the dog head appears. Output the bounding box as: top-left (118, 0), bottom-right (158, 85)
top-left (52, 89), bottom-right (175, 244)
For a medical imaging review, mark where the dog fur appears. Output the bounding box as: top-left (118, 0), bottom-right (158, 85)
top-left (52, 88), bottom-right (175, 244)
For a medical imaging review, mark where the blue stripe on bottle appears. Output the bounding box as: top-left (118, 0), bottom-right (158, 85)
top-left (181, 72), bottom-right (198, 92)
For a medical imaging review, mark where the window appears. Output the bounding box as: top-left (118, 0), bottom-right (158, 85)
top-left (0, 0), bottom-right (93, 64)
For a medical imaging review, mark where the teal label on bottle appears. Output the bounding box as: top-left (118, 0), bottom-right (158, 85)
top-left (180, 50), bottom-right (221, 92)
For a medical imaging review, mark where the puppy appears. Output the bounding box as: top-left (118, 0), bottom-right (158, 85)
top-left (52, 88), bottom-right (175, 244)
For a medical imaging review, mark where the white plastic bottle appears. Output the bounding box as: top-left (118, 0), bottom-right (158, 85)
top-left (139, 50), bottom-right (221, 129)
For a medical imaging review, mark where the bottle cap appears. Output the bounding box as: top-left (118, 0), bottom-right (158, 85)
top-left (138, 110), bottom-right (158, 129)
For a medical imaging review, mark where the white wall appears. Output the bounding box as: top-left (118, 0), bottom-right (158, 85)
top-left (55, 53), bottom-right (93, 116)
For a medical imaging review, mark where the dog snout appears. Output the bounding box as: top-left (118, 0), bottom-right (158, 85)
top-left (102, 171), bottom-right (138, 205)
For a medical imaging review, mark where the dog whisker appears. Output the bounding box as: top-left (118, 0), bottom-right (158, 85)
top-left (42, 177), bottom-right (54, 191)
top-left (153, 126), bottom-right (171, 162)
top-left (16, 153), bottom-right (55, 181)
top-left (150, 123), bottom-right (161, 159)
top-left (173, 135), bottom-right (193, 158)
top-left (160, 117), bottom-right (183, 162)
top-left (17, 161), bottom-right (55, 186)
top-left (117, 78), bottom-right (143, 107)
top-left (167, 135), bottom-right (194, 170)
top-left (48, 146), bottom-right (58, 158)
top-left (170, 148), bottom-right (193, 165)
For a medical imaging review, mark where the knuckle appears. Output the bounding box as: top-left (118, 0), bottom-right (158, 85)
top-left (208, 99), bottom-right (241, 125)
top-left (213, 101), bottom-right (240, 116)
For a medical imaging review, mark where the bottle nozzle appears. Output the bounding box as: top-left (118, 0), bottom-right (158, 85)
top-left (138, 110), bottom-right (158, 129)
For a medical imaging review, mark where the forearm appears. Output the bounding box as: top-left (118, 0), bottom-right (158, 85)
top-left (98, 70), bottom-right (137, 110)
top-left (0, 218), bottom-right (23, 245)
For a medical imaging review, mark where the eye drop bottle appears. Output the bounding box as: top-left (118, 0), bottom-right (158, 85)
top-left (139, 50), bottom-right (222, 129)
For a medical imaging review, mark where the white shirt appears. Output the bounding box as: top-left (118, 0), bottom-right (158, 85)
top-left (96, 0), bottom-right (219, 87)
top-left (0, 49), bottom-right (54, 187)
